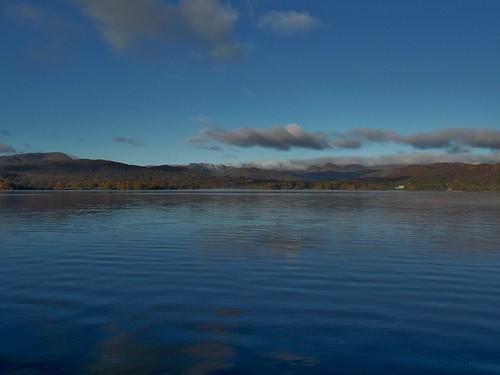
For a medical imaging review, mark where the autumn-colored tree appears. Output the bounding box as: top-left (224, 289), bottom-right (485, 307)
top-left (0, 179), bottom-right (10, 190)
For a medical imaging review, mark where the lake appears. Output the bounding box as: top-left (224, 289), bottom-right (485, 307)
top-left (1, 191), bottom-right (500, 374)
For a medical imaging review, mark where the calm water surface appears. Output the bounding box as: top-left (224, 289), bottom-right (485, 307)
top-left (1, 191), bottom-right (500, 374)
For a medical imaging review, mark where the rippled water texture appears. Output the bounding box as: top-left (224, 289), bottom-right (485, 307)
top-left (1, 191), bottom-right (500, 374)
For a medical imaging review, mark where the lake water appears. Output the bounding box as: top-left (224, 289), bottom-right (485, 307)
top-left (1, 191), bottom-right (500, 374)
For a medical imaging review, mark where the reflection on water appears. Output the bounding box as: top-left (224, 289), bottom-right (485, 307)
top-left (1, 191), bottom-right (500, 374)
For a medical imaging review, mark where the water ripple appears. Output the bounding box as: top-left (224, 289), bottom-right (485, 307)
top-left (1, 191), bottom-right (500, 374)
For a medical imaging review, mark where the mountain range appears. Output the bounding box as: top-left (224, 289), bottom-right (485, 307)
top-left (0, 152), bottom-right (499, 191)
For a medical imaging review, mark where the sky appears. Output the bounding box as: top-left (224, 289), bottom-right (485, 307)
top-left (1, 0), bottom-right (500, 167)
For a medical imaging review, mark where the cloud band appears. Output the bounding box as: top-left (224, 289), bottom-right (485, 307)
top-left (194, 124), bottom-right (500, 152)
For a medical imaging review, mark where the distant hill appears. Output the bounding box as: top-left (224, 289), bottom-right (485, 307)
top-left (185, 162), bottom-right (381, 181)
top-left (381, 163), bottom-right (500, 191)
top-left (0, 153), bottom-right (499, 191)
top-left (0, 152), bottom-right (73, 165)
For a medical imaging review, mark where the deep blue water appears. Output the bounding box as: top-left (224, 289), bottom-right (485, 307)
top-left (1, 191), bottom-right (500, 374)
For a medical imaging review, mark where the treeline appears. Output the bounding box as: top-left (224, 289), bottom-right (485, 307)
top-left (1, 157), bottom-right (500, 191)
top-left (0, 173), bottom-right (401, 191)
top-left (0, 175), bottom-right (260, 190)
top-left (250, 179), bottom-right (398, 190)
top-left (2, 174), bottom-right (499, 191)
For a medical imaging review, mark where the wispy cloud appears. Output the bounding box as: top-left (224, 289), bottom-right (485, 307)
top-left (258, 11), bottom-right (320, 36)
top-left (4, 2), bottom-right (76, 62)
top-left (200, 144), bottom-right (223, 152)
top-left (242, 87), bottom-right (255, 98)
top-left (193, 113), bottom-right (214, 128)
top-left (0, 130), bottom-right (11, 137)
top-left (113, 136), bottom-right (144, 147)
top-left (208, 42), bottom-right (245, 61)
top-left (76, 0), bottom-right (243, 61)
top-left (244, 152), bottom-right (500, 170)
top-left (4, 2), bottom-right (42, 22)
top-left (0, 144), bottom-right (16, 155)
top-left (21, 144), bottom-right (33, 152)
top-left (220, 154), bottom-right (238, 159)
top-left (189, 131), bottom-right (223, 152)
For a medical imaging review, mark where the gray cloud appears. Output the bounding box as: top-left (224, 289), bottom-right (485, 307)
top-left (202, 124), bottom-right (331, 151)
top-left (207, 145), bottom-right (223, 151)
top-left (258, 11), bottom-right (319, 36)
top-left (196, 125), bottom-right (500, 152)
top-left (179, 0), bottom-right (237, 44)
top-left (343, 128), bottom-right (500, 151)
top-left (344, 129), bottom-right (400, 144)
top-left (188, 130), bottom-right (223, 152)
top-left (76, 0), bottom-right (176, 50)
top-left (199, 144), bottom-right (223, 152)
top-left (331, 138), bottom-right (361, 149)
top-left (76, 0), bottom-right (242, 61)
top-left (113, 136), bottom-right (144, 146)
top-left (0, 130), bottom-right (11, 137)
top-left (244, 152), bottom-right (500, 170)
top-left (0, 144), bottom-right (16, 155)
top-left (401, 128), bottom-right (500, 150)
top-left (447, 144), bottom-right (471, 154)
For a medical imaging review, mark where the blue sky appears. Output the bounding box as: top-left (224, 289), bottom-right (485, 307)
top-left (1, 0), bottom-right (500, 166)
